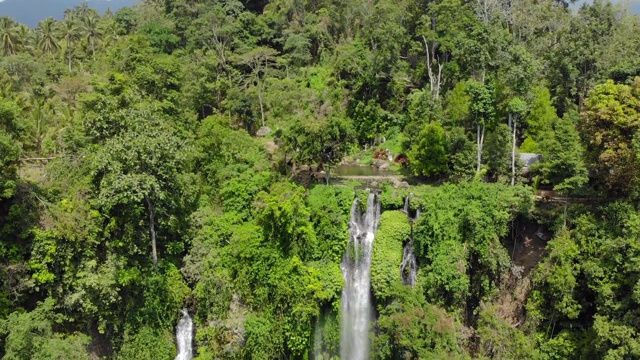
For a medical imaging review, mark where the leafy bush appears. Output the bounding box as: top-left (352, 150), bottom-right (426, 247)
top-left (117, 326), bottom-right (176, 360)
top-left (370, 211), bottom-right (411, 304)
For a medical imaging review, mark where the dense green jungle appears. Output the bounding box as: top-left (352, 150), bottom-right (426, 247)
top-left (1, 0), bottom-right (640, 358)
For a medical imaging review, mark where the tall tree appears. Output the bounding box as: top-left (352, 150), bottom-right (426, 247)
top-left (59, 17), bottom-right (80, 72)
top-left (81, 14), bottom-right (101, 60)
top-left (580, 78), bottom-right (640, 194)
top-left (537, 113), bottom-right (588, 226)
top-left (238, 47), bottom-right (278, 129)
top-left (37, 18), bottom-right (60, 54)
top-left (549, 0), bottom-right (616, 112)
top-left (0, 96), bottom-right (21, 200)
top-left (22, 95), bottom-right (54, 156)
top-left (93, 108), bottom-right (190, 269)
top-left (102, 20), bottom-right (120, 47)
top-left (467, 80), bottom-right (495, 174)
top-left (0, 17), bottom-right (18, 56)
top-left (522, 85), bottom-right (558, 152)
top-left (14, 24), bottom-right (31, 53)
top-left (409, 121), bottom-right (449, 177)
top-left (507, 97), bottom-right (527, 185)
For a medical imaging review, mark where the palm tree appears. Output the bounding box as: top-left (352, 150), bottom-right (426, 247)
top-left (30, 30), bottom-right (43, 55)
top-left (75, 2), bottom-right (91, 19)
top-left (21, 95), bottom-right (54, 155)
top-left (59, 17), bottom-right (80, 72)
top-left (0, 16), bottom-right (18, 56)
top-left (37, 18), bottom-right (60, 54)
top-left (52, 103), bottom-right (77, 154)
top-left (81, 14), bottom-right (102, 60)
top-left (102, 20), bottom-right (119, 47)
top-left (15, 24), bottom-right (31, 53)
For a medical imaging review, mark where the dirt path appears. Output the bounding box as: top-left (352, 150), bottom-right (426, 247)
top-left (495, 223), bottom-right (548, 327)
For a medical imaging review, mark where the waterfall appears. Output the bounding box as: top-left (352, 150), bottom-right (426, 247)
top-left (340, 193), bottom-right (380, 360)
top-left (175, 309), bottom-right (193, 360)
top-left (400, 196), bottom-right (418, 287)
top-left (400, 239), bottom-right (418, 287)
top-left (402, 194), bottom-right (410, 214)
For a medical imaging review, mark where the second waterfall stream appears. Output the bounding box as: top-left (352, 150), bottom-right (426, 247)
top-left (340, 193), bottom-right (380, 360)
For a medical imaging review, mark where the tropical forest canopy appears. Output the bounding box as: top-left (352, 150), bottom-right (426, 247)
top-left (0, 0), bottom-right (640, 359)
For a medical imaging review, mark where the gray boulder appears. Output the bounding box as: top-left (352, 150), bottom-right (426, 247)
top-left (395, 181), bottom-right (410, 189)
top-left (256, 126), bottom-right (272, 137)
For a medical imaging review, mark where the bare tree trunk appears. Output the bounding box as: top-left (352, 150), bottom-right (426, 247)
top-left (90, 37), bottom-right (95, 61)
top-left (477, 125), bottom-right (481, 173)
top-left (421, 35), bottom-right (443, 100)
top-left (476, 124), bottom-right (485, 174)
top-left (68, 41), bottom-right (72, 72)
top-left (145, 195), bottom-right (158, 269)
top-left (563, 195), bottom-right (568, 229)
top-left (511, 114), bottom-right (516, 186)
top-left (258, 79), bottom-right (265, 128)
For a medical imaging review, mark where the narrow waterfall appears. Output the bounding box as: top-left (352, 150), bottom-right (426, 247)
top-left (400, 196), bottom-right (418, 287)
top-left (402, 194), bottom-right (410, 214)
top-left (340, 193), bottom-right (380, 360)
top-left (400, 238), bottom-right (418, 287)
top-left (312, 317), bottom-right (323, 360)
top-left (175, 309), bottom-right (193, 360)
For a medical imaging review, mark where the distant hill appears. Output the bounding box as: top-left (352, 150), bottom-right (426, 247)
top-left (571, 0), bottom-right (640, 14)
top-left (0, 0), bottom-right (140, 27)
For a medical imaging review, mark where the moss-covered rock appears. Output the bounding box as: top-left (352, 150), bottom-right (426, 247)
top-left (370, 210), bottom-right (411, 306)
top-left (378, 184), bottom-right (409, 211)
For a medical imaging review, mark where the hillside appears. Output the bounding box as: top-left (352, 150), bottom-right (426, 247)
top-left (1, 0), bottom-right (640, 359)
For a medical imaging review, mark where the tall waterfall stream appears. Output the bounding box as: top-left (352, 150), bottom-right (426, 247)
top-left (340, 193), bottom-right (380, 360)
top-left (175, 309), bottom-right (193, 360)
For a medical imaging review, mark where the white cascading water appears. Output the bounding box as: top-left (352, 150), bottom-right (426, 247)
top-left (340, 193), bottom-right (380, 360)
top-left (175, 309), bottom-right (193, 360)
top-left (400, 238), bottom-right (418, 287)
top-left (400, 196), bottom-right (418, 287)
top-left (402, 194), bottom-right (410, 214)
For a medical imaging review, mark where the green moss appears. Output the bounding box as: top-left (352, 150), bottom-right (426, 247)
top-left (378, 184), bottom-right (409, 211)
top-left (370, 211), bottom-right (411, 305)
top-left (355, 189), bottom-right (370, 213)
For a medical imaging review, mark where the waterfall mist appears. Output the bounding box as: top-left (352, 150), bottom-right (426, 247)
top-left (340, 193), bottom-right (380, 360)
